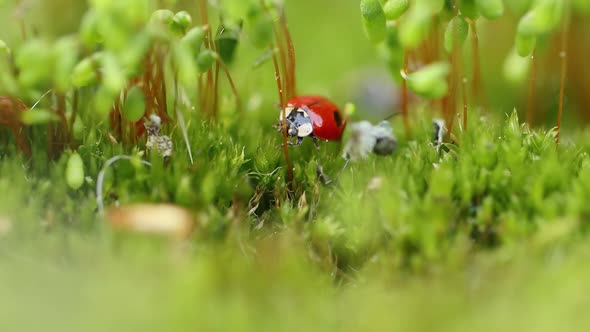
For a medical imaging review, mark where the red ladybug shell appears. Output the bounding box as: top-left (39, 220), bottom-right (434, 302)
top-left (286, 95), bottom-right (346, 141)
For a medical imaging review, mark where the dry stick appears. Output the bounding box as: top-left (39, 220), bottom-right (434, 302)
top-left (215, 56), bottom-right (242, 112)
top-left (526, 48), bottom-right (537, 125)
top-left (401, 51), bottom-right (411, 139)
top-left (556, 6), bottom-right (570, 144)
top-left (272, 47), bottom-right (294, 192)
top-left (469, 19), bottom-right (482, 103)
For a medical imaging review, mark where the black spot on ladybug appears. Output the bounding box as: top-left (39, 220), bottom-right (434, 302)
top-left (333, 111), bottom-right (343, 126)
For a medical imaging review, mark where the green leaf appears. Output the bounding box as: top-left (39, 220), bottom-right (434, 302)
top-left (515, 32), bottom-right (536, 57)
top-left (416, 0), bottom-right (445, 13)
top-left (15, 39), bottom-right (55, 88)
top-left (171, 11), bottom-right (192, 35)
top-left (406, 62), bottom-right (450, 98)
top-left (475, 0), bottom-right (504, 20)
top-left (444, 15), bottom-right (469, 53)
top-left (71, 57), bottom-right (98, 87)
top-left (383, 0), bottom-right (409, 20)
top-left (72, 116), bottom-right (85, 140)
top-left (94, 86), bottom-right (115, 116)
top-left (505, 0), bottom-right (533, 16)
top-left (150, 9), bottom-right (175, 25)
top-left (224, 0), bottom-right (258, 21)
top-left (517, 0), bottom-right (563, 36)
top-left (459, 0), bottom-right (479, 19)
top-left (361, 0), bottom-right (387, 44)
top-left (503, 47), bottom-right (531, 85)
top-left (123, 86), bottom-right (146, 122)
top-left (245, 11), bottom-right (274, 49)
top-left (182, 27), bottom-right (206, 55)
top-left (0, 39), bottom-right (11, 54)
top-left (53, 36), bottom-right (79, 92)
top-left (101, 53), bottom-right (126, 94)
top-left (197, 49), bottom-right (216, 73)
top-left (216, 26), bottom-right (240, 65)
top-left (398, 7), bottom-right (432, 47)
top-left (20, 109), bottom-right (59, 125)
top-left (80, 10), bottom-right (102, 48)
top-left (65, 152), bottom-right (85, 190)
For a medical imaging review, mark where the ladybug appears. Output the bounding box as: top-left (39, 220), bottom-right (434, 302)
top-left (277, 95), bottom-right (347, 147)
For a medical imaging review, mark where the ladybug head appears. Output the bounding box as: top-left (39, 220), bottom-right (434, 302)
top-left (278, 106), bottom-right (313, 138)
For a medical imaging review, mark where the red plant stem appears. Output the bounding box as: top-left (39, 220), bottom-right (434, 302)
top-left (526, 48), bottom-right (537, 125)
top-left (446, 35), bottom-right (460, 134)
top-left (280, 10), bottom-right (297, 98)
top-left (469, 19), bottom-right (481, 103)
top-left (272, 47), bottom-right (293, 192)
top-left (401, 51), bottom-right (410, 138)
top-left (215, 57), bottom-right (242, 113)
top-left (432, 16), bottom-right (440, 61)
top-left (198, 73), bottom-right (204, 111)
top-left (69, 89), bottom-right (78, 143)
top-left (556, 7), bottom-right (570, 144)
top-left (462, 76), bottom-right (468, 130)
top-left (274, 29), bottom-right (288, 103)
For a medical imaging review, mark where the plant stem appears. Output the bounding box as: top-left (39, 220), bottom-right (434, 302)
top-left (272, 47), bottom-right (294, 192)
top-left (215, 56), bottom-right (242, 113)
top-left (526, 48), bottom-right (537, 125)
top-left (469, 19), bottom-right (481, 104)
top-left (174, 70), bottom-right (194, 165)
top-left (401, 51), bottom-right (411, 139)
top-left (279, 8), bottom-right (297, 98)
top-left (462, 76), bottom-right (468, 130)
top-left (556, 5), bottom-right (570, 144)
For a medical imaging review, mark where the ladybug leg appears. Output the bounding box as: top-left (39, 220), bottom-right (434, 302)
top-left (288, 136), bottom-right (304, 146)
top-left (312, 136), bottom-right (321, 151)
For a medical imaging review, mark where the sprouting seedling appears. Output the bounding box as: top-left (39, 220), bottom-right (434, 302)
top-left (96, 155), bottom-right (152, 215)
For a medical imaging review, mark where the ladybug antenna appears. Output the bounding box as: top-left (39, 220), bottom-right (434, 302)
top-left (382, 111), bottom-right (403, 122)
